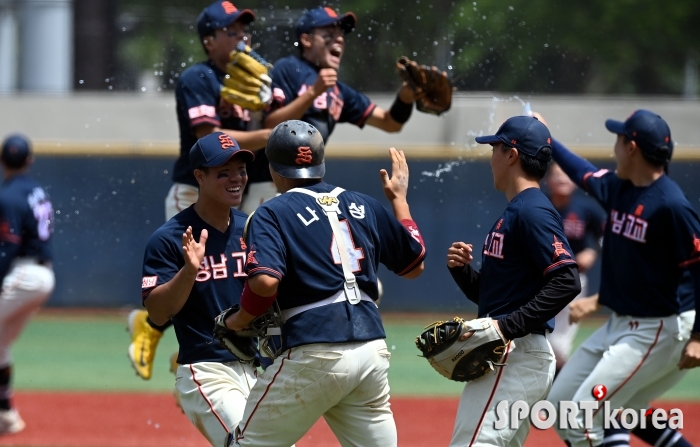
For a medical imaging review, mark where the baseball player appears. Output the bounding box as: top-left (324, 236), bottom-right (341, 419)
top-left (546, 109), bottom-right (700, 447)
top-left (128, 1), bottom-right (276, 382)
top-left (0, 135), bottom-right (55, 435)
top-left (221, 120), bottom-right (426, 447)
top-left (264, 7), bottom-right (418, 142)
top-left (445, 116), bottom-right (581, 447)
top-left (545, 162), bottom-right (605, 374)
top-left (141, 131), bottom-right (257, 446)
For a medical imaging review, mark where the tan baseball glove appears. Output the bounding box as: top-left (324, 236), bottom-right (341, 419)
top-left (221, 43), bottom-right (273, 111)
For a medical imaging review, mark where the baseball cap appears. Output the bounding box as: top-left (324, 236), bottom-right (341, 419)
top-left (604, 109), bottom-right (673, 164)
top-left (295, 7), bottom-right (357, 40)
top-left (197, 1), bottom-right (255, 37)
top-left (1, 134), bottom-right (31, 168)
top-left (189, 132), bottom-right (254, 171)
top-left (475, 116), bottom-right (553, 161)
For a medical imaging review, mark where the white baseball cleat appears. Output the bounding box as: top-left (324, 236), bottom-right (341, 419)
top-left (0, 409), bottom-right (25, 435)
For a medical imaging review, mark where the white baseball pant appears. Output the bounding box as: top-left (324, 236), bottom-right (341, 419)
top-left (232, 338), bottom-right (395, 447)
top-left (549, 273), bottom-right (588, 366)
top-left (450, 333), bottom-right (555, 447)
top-left (175, 361), bottom-right (257, 447)
top-left (239, 181), bottom-right (279, 215)
top-left (0, 258), bottom-right (54, 367)
top-left (548, 313), bottom-right (686, 447)
top-left (165, 183), bottom-right (199, 221)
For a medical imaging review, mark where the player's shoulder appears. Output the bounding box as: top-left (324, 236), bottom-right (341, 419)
top-left (657, 175), bottom-right (695, 211)
top-left (271, 55), bottom-right (303, 73)
top-left (513, 188), bottom-right (559, 221)
top-left (177, 61), bottom-right (219, 86)
top-left (147, 208), bottom-right (193, 246)
top-left (230, 207), bottom-right (249, 227)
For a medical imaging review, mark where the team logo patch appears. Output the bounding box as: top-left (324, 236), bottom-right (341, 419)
top-left (551, 235), bottom-right (571, 260)
top-left (222, 1), bottom-right (237, 14)
top-left (246, 246), bottom-right (258, 266)
top-left (317, 195), bottom-right (338, 206)
top-left (239, 237), bottom-right (247, 250)
top-left (142, 276), bottom-right (158, 288)
top-left (295, 146), bottom-right (313, 165)
top-left (324, 7), bottom-right (338, 17)
top-left (218, 134), bottom-right (236, 149)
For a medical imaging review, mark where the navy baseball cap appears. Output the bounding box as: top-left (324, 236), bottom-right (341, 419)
top-left (295, 7), bottom-right (357, 39)
top-left (605, 109), bottom-right (673, 164)
top-left (189, 132), bottom-right (254, 170)
top-left (475, 116), bottom-right (553, 161)
top-left (197, 1), bottom-right (255, 37)
top-left (1, 134), bottom-right (31, 168)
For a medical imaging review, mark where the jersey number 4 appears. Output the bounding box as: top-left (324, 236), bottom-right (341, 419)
top-left (331, 220), bottom-right (365, 272)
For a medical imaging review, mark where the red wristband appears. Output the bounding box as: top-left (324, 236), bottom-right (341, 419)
top-left (400, 219), bottom-right (424, 246)
top-left (240, 282), bottom-right (278, 316)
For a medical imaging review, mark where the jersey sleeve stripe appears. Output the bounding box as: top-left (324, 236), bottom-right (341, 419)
top-left (190, 116), bottom-right (221, 127)
top-left (397, 245), bottom-right (426, 276)
top-left (247, 266), bottom-right (283, 280)
top-left (679, 257), bottom-right (700, 268)
top-left (356, 103), bottom-right (377, 126)
top-left (542, 259), bottom-right (577, 276)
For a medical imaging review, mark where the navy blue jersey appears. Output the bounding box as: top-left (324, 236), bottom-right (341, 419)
top-left (552, 194), bottom-right (605, 256)
top-left (141, 206), bottom-right (249, 364)
top-left (244, 181), bottom-right (425, 349)
top-left (268, 55), bottom-right (376, 142)
top-left (0, 174), bottom-right (53, 281)
top-left (479, 188), bottom-right (577, 332)
top-left (174, 60), bottom-right (258, 187)
top-left (552, 140), bottom-right (700, 328)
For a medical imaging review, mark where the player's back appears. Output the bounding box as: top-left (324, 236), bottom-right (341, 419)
top-left (0, 174), bottom-right (53, 261)
top-left (244, 181), bottom-right (425, 349)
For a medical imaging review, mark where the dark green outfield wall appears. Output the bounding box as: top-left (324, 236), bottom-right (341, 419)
top-left (31, 156), bottom-right (700, 311)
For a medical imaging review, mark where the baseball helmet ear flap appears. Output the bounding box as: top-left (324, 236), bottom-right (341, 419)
top-left (265, 120), bottom-right (325, 179)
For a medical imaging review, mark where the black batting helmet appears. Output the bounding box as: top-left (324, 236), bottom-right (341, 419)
top-left (266, 120), bottom-right (325, 179)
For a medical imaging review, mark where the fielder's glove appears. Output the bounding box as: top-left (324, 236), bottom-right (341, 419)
top-left (415, 317), bottom-right (508, 382)
top-left (213, 304), bottom-right (258, 362)
top-left (396, 56), bottom-right (453, 115)
top-left (221, 43), bottom-right (273, 111)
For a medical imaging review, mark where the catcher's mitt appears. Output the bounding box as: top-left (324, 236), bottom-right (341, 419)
top-left (212, 304), bottom-right (258, 362)
top-left (396, 56), bottom-right (452, 115)
top-left (221, 43), bottom-right (273, 111)
top-left (415, 317), bottom-right (508, 382)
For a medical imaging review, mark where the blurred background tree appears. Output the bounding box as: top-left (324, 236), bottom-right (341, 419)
top-left (75, 0), bottom-right (699, 96)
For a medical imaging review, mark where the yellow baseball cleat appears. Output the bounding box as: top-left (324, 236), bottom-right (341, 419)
top-left (127, 310), bottom-right (163, 380)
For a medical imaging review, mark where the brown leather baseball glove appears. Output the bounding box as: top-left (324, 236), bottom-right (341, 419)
top-left (396, 56), bottom-right (452, 115)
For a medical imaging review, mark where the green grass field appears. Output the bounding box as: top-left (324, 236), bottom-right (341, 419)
top-left (12, 311), bottom-right (700, 400)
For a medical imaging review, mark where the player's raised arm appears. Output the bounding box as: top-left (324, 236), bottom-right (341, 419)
top-left (379, 148), bottom-right (424, 279)
top-left (144, 227), bottom-right (207, 326)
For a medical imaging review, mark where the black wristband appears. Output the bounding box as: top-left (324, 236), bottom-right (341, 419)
top-left (389, 95), bottom-right (413, 124)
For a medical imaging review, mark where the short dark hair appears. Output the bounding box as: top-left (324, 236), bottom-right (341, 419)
top-left (623, 135), bottom-right (667, 168)
top-left (500, 144), bottom-right (550, 180)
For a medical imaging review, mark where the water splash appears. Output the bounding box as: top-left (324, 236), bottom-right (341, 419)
top-left (420, 95), bottom-right (532, 179)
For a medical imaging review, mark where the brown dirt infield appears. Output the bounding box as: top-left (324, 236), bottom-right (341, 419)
top-left (0, 392), bottom-right (696, 446)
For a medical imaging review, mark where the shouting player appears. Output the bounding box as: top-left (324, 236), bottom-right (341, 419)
top-left (264, 7), bottom-right (418, 141)
top-left (141, 132), bottom-right (256, 446)
top-left (445, 116), bottom-right (581, 446)
top-left (128, 1), bottom-right (274, 383)
top-left (546, 110), bottom-right (700, 447)
top-left (0, 135), bottom-right (55, 435)
top-left (224, 120), bottom-right (425, 447)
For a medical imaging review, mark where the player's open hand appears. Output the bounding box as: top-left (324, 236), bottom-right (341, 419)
top-left (311, 68), bottom-right (337, 97)
top-left (182, 226), bottom-right (208, 275)
top-left (447, 242), bottom-right (473, 268)
top-left (569, 294), bottom-right (600, 324)
top-left (380, 147), bottom-right (409, 202)
top-left (678, 338), bottom-right (700, 370)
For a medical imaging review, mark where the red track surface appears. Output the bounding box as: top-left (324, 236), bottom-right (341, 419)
top-left (0, 392), bottom-right (696, 446)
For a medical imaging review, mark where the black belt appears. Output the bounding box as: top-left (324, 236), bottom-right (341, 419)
top-left (36, 259), bottom-right (51, 266)
top-left (531, 329), bottom-right (547, 336)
